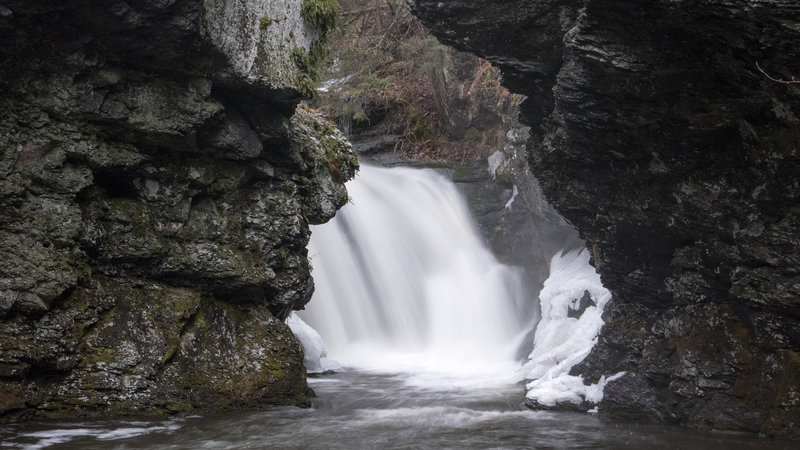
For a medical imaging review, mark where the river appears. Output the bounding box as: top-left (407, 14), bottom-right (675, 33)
top-left (1, 369), bottom-right (782, 449)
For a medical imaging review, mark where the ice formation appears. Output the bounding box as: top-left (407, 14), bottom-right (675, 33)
top-left (522, 249), bottom-right (625, 407)
top-left (487, 151), bottom-right (505, 179)
top-left (287, 313), bottom-right (341, 374)
top-left (504, 185), bottom-right (518, 209)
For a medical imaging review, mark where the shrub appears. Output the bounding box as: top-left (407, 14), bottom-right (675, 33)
top-left (301, 0), bottom-right (338, 33)
top-left (314, 0), bottom-right (522, 161)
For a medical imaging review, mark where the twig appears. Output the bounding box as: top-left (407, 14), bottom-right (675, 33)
top-left (756, 61), bottom-right (800, 84)
top-left (340, 6), bottom-right (383, 16)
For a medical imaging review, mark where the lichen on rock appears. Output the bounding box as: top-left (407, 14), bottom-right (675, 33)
top-left (0, 0), bottom-right (355, 421)
top-left (409, 0), bottom-right (800, 438)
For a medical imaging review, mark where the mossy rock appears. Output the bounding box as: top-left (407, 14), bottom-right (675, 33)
top-left (165, 300), bottom-right (310, 408)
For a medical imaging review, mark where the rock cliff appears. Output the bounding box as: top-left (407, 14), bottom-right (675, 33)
top-left (0, 0), bottom-right (357, 420)
top-left (409, 0), bottom-right (800, 437)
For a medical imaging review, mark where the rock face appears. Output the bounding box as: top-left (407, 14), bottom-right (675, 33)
top-left (444, 121), bottom-right (582, 299)
top-left (0, 0), bottom-right (357, 420)
top-left (409, 0), bottom-right (800, 437)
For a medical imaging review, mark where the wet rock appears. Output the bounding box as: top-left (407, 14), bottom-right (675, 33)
top-left (347, 123), bottom-right (399, 154)
top-left (0, 0), bottom-right (356, 421)
top-left (410, 0), bottom-right (800, 438)
top-left (207, 108), bottom-right (264, 160)
top-left (567, 291), bottom-right (594, 319)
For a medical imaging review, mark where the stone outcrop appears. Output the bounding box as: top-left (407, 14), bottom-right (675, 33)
top-left (0, 0), bottom-right (357, 420)
top-left (409, 0), bottom-right (800, 437)
top-left (444, 120), bottom-right (582, 301)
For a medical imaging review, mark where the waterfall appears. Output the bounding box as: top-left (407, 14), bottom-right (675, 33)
top-left (298, 164), bottom-right (533, 387)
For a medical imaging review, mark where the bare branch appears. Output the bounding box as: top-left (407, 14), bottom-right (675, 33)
top-left (756, 61), bottom-right (800, 84)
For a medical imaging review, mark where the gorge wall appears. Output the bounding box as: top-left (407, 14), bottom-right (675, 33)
top-left (0, 0), bottom-right (357, 420)
top-left (409, 0), bottom-right (800, 437)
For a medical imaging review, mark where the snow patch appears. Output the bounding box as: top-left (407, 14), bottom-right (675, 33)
top-left (487, 151), bottom-right (505, 179)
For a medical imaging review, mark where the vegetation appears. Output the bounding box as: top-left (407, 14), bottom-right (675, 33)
top-left (301, 0), bottom-right (339, 34)
top-left (259, 15), bottom-right (273, 30)
top-left (315, 117), bottom-right (359, 183)
top-left (314, 0), bottom-right (521, 161)
top-left (292, 47), bottom-right (324, 97)
top-left (294, 1), bottom-right (339, 98)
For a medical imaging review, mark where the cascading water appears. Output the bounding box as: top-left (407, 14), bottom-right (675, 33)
top-left (298, 164), bottom-right (533, 387)
top-left (296, 162), bottom-right (626, 405)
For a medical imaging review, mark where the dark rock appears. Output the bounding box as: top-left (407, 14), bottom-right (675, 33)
top-left (567, 290), bottom-right (595, 319)
top-left (410, 0), bottom-right (800, 438)
top-left (346, 122), bottom-right (400, 154)
top-left (0, 0), bottom-right (357, 421)
top-left (525, 397), bottom-right (594, 414)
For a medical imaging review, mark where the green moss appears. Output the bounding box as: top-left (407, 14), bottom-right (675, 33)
top-left (84, 346), bottom-right (119, 366)
top-left (353, 110), bottom-right (369, 124)
top-left (322, 137), bottom-right (339, 159)
top-left (165, 402), bottom-right (190, 413)
top-left (209, 297), bottom-right (244, 321)
top-left (102, 198), bottom-right (161, 252)
top-left (292, 45), bottom-right (327, 98)
top-left (300, 0), bottom-right (338, 33)
top-left (295, 0), bottom-right (337, 97)
top-left (322, 136), bottom-right (356, 163)
top-left (296, 72), bottom-right (315, 98)
top-left (160, 343), bottom-right (179, 366)
top-left (259, 15), bottom-right (273, 30)
top-left (409, 105), bottom-right (438, 142)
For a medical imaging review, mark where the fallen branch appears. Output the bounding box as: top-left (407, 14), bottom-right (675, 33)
top-left (756, 61), bottom-right (800, 84)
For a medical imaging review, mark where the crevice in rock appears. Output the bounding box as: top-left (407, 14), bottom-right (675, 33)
top-left (92, 171), bottom-right (139, 199)
top-left (155, 302), bottom-right (202, 379)
top-left (408, 0), bottom-right (800, 437)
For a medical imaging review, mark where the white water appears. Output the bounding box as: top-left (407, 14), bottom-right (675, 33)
top-left (298, 163), bottom-right (623, 408)
top-left (299, 164), bottom-right (532, 388)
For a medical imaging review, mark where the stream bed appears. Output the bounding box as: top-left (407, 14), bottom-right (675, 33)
top-left (1, 369), bottom-right (787, 449)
